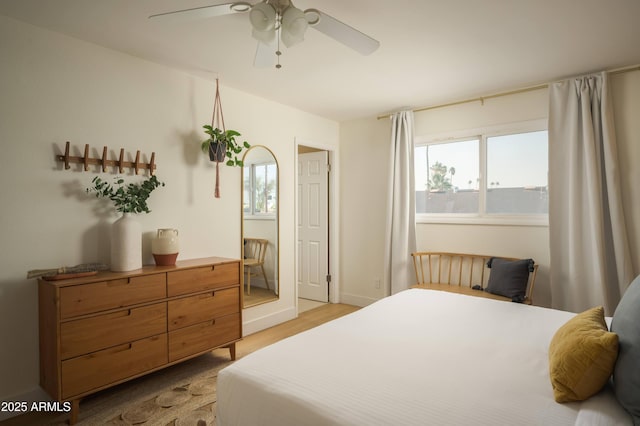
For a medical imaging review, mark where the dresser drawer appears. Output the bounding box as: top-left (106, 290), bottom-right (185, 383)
top-left (61, 334), bottom-right (167, 399)
top-left (168, 287), bottom-right (239, 331)
top-left (167, 262), bottom-right (239, 296)
top-left (168, 313), bottom-right (241, 362)
top-left (60, 303), bottom-right (167, 360)
top-left (60, 274), bottom-right (166, 319)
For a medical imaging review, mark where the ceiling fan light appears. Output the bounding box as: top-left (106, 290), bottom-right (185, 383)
top-left (281, 6), bottom-right (308, 47)
top-left (252, 27), bottom-right (276, 44)
top-left (249, 2), bottom-right (276, 32)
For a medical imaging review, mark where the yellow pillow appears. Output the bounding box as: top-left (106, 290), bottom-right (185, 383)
top-left (548, 306), bottom-right (618, 402)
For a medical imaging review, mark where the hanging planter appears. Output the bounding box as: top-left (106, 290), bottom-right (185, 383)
top-left (208, 140), bottom-right (227, 163)
top-left (201, 78), bottom-right (250, 198)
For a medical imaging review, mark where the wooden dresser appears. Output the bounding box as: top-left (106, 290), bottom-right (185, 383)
top-left (38, 257), bottom-right (242, 424)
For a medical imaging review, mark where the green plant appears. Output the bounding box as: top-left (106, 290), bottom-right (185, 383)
top-left (201, 125), bottom-right (250, 167)
top-left (427, 161), bottom-right (453, 192)
top-left (87, 175), bottom-right (165, 213)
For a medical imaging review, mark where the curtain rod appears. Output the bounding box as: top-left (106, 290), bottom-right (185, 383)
top-left (376, 64), bottom-right (640, 120)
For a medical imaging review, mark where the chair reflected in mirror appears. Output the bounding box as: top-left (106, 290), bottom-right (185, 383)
top-left (243, 238), bottom-right (270, 295)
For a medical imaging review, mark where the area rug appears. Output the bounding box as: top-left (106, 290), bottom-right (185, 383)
top-left (46, 349), bottom-right (233, 426)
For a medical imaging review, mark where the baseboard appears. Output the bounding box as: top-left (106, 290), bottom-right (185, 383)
top-left (0, 386), bottom-right (51, 421)
top-left (242, 306), bottom-right (296, 336)
top-left (339, 292), bottom-right (380, 307)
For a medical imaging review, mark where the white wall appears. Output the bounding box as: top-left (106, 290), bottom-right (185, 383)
top-left (339, 73), bottom-right (640, 309)
top-left (339, 117), bottom-right (391, 306)
top-left (0, 15), bottom-right (338, 406)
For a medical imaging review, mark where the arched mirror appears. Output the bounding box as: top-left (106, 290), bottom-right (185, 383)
top-left (242, 146), bottom-right (279, 308)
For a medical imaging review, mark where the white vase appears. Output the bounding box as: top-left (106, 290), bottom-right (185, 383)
top-left (111, 213), bottom-right (142, 272)
top-left (151, 228), bottom-right (179, 266)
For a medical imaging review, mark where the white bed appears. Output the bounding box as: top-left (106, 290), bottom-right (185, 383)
top-left (217, 289), bottom-right (631, 425)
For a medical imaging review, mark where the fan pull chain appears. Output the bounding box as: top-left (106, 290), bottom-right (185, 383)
top-left (275, 13), bottom-right (282, 69)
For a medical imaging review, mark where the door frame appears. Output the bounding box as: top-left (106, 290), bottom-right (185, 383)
top-left (294, 138), bottom-right (340, 306)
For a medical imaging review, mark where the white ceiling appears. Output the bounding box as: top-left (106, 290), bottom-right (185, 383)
top-left (2, 0), bottom-right (640, 122)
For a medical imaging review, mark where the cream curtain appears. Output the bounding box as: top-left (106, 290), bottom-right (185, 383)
top-left (384, 110), bottom-right (417, 295)
top-left (548, 72), bottom-right (634, 315)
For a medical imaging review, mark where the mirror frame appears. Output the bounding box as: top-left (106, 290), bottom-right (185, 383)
top-left (241, 145), bottom-right (279, 308)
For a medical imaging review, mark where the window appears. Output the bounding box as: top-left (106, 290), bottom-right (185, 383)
top-left (415, 124), bottom-right (548, 223)
top-left (244, 162), bottom-right (277, 216)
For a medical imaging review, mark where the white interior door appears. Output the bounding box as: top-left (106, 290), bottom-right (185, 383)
top-left (297, 151), bottom-right (329, 302)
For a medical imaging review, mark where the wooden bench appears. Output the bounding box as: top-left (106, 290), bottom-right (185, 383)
top-left (410, 252), bottom-right (538, 305)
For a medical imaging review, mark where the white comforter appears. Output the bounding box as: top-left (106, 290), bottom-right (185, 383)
top-left (217, 289), bottom-right (631, 425)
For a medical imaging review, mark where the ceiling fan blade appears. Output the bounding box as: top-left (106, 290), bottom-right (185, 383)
top-left (305, 9), bottom-right (380, 55)
top-left (149, 2), bottom-right (248, 23)
top-left (254, 41), bottom-right (276, 67)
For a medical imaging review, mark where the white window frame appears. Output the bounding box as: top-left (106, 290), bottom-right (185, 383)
top-left (415, 119), bottom-right (548, 227)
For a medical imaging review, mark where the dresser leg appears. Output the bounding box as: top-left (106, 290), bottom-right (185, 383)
top-left (228, 343), bottom-right (236, 360)
top-left (69, 399), bottom-right (80, 425)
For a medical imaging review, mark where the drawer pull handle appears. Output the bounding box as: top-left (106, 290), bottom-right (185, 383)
top-left (211, 265), bottom-right (216, 271)
top-left (107, 279), bottom-right (132, 287)
top-left (210, 319), bottom-right (216, 326)
top-left (198, 292), bottom-right (216, 300)
top-left (113, 343), bottom-right (133, 353)
top-left (113, 309), bottom-right (132, 318)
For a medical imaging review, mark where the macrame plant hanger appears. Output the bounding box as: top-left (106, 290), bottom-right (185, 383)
top-left (210, 78), bottom-right (226, 198)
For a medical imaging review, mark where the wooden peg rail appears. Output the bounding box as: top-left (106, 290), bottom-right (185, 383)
top-left (56, 141), bottom-right (156, 175)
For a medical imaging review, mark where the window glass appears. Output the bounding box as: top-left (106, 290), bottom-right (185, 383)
top-left (243, 167), bottom-right (251, 214)
top-left (415, 139), bottom-right (479, 214)
top-left (486, 131), bottom-right (548, 214)
top-left (253, 163), bottom-right (277, 214)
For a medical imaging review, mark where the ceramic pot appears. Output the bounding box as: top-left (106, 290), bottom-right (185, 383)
top-left (152, 228), bottom-right (179, 266)
top-left (111, 213), bottom-right (142, 272)
top-left (208, 141), bottom-right (226, 162)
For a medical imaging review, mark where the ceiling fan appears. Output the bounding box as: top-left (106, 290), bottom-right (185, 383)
top-left (149, 0), bottom-right (380, 68)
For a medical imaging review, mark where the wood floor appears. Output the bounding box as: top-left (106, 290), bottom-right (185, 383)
top-left (237, 302), bottom-right (359, 357)
top-left (0, 303), bottom-right (360, 426)
top-left (243, 286), bottom-right (278, 307)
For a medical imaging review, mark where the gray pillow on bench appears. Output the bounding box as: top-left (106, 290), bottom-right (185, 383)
top-left (485, 258), bottom-right (533, 302)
